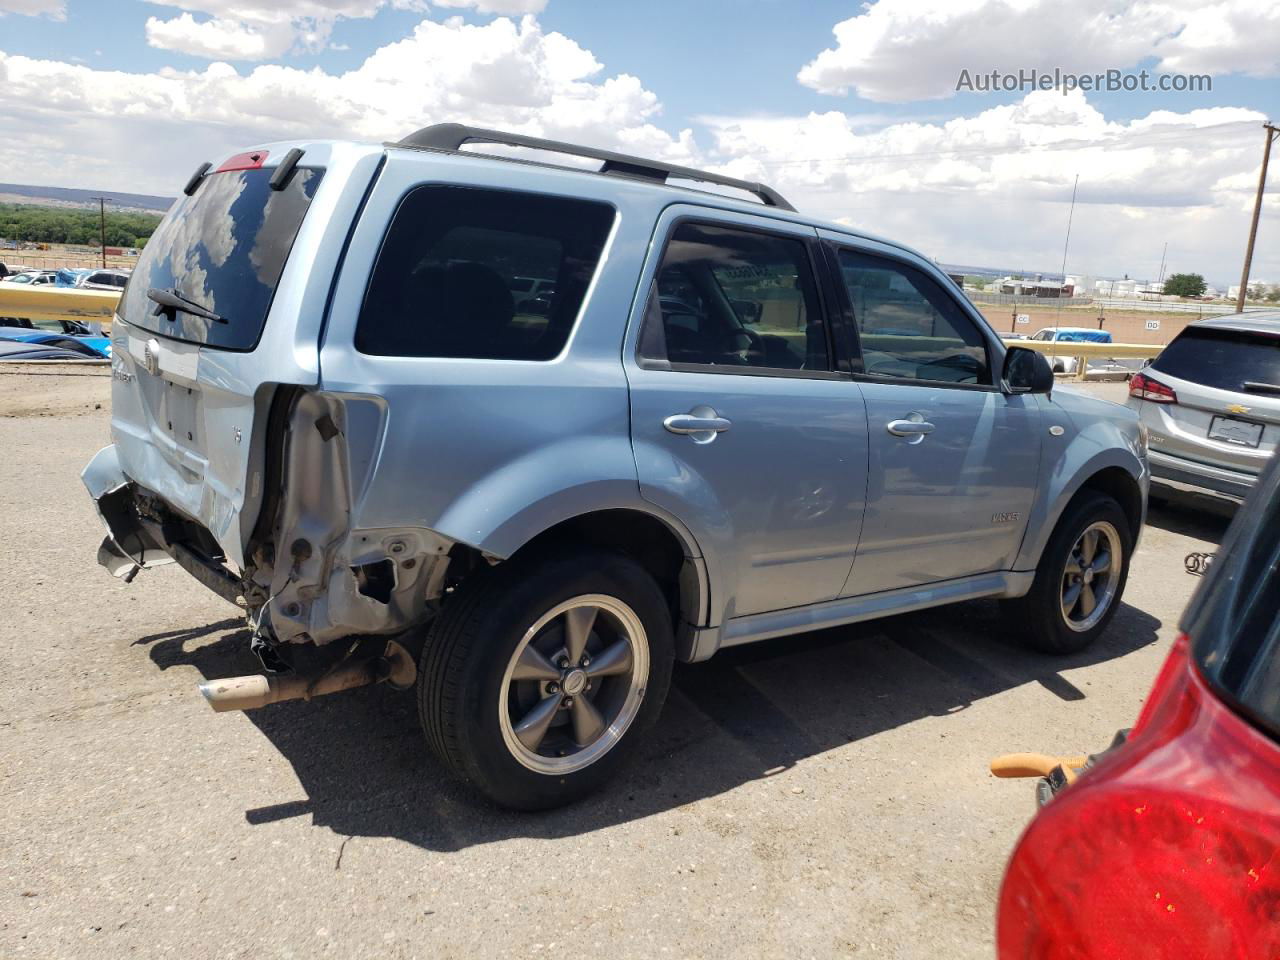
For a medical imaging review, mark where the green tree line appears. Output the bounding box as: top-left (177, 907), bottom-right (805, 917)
top-left (0, 203), bottom-right (162, 249)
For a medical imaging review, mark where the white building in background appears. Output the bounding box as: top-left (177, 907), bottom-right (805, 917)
top-left (998, 276), bottom-right (1074, 298)
top-left (1095, 279), bottom-right (1138, 297)
top-left (1228, 282), bottom-right (1271, 301)
top-left (1065, 274), bottom-right (1095, 297)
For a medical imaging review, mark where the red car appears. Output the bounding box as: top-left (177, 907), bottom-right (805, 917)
top-left (997, 460), bottom-right (1280, 959)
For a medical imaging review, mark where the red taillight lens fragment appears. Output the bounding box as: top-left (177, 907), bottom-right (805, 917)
top-left (1129, 371), bottom-right (1177, 403)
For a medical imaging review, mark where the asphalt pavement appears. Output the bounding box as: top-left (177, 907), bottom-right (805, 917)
top-left (0, 372), bottom-right (1235, 959)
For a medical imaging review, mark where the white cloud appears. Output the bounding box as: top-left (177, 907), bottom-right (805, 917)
top-left (434, 0), bottom-right (548, 13)
top-left (0, 15), bottom-right (693, 193)
top-left (145, 13), bottom-right (289, 60)
top-left (142, 1), bottom-right (427, 60)
top-left (799, 0), bottom-right (1280, 103)
top-left (704, 90), bottom-right (1274, 282)
top-left (0, 0), bottom-right (65, 17)
top-left (0, 12), bottom-right (1270, 286)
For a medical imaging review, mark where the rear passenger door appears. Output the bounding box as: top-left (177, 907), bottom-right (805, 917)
top-left (626, 207), bottom-right (869, 620)
top-left (821, 233), bottom-right (1042, 596)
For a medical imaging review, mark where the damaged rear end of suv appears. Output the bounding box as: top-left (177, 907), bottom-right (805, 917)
top-left (84, 142), bottom-right (459, 712)
top-left (84, 129), bottom-right (698, 810)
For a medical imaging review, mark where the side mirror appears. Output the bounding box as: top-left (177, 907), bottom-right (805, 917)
top-left (1002, 346), bottom-right (1054, 395)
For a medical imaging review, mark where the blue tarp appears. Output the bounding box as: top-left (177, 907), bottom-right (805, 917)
top-left (1054, 329), bottom-right (1113, 343)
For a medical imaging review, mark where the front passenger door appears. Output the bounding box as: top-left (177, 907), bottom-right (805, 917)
top-left (826, 238), bottom-right (1042, 597)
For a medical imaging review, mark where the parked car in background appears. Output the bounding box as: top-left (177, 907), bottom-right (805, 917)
top-left (1029, 327), bottom-right (1116, 376)
top-left (0, 317), bottom-right (99, 336)
top-left (83, 125), bottom-right (1147, 809)
top-left (78, 269), bottom-right (130, 290)
top-left (2, 269), bottom-right (57, 286)
top-left (55, 268), bottom-right (92, 287)
top-left (998, 451), bottom-right (1280, 960)
top-left (0, 328), bottom-right (111, 358)
top-left (1128, 314), bottom-right (1280, 499)
top-left (0, 339), bottom-right (103, 361)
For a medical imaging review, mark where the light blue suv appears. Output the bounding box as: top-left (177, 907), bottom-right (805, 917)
top-left (83, 125), bottom-right (1148, 808)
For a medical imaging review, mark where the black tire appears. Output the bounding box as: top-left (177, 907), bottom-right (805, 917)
top-left (417, 548), bottom-right (674, 810)
top-left (1003, 491), bottom-right (1133, 654)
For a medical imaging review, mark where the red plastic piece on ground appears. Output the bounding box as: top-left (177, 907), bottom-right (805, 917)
top-left (215, 150), bottom-right (270, 173)
top-left (997, 634), bottom-right (1280, 959)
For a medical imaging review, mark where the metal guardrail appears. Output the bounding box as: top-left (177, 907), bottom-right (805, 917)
top-left (0, 284), bottom-right (119, 326)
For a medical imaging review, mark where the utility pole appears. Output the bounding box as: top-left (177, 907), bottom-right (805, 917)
top-left (1236, 122), bottom-right (1279, 314)
top-left (90, 196), bottom-right (110, 268)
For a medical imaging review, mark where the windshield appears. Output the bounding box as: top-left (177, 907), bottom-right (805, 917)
top-left (1151, 326), bottom-right (1280, 392)
top-left (121, 165), bottom-right (324, 351)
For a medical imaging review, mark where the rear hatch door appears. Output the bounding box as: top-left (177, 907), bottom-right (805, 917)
top-left (1142, 324), bottom-right (1280, 475)
top-left (108, 142), bottom-right (382, 569)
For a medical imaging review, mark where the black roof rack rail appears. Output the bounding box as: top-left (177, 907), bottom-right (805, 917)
top-left (395, 122), bottom-right (795, 212)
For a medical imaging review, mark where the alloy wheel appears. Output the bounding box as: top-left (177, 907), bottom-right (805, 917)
top-left (1061, 521), bottom-right (1122, 632)
top-left (498, 594), bottom-right (649, 775)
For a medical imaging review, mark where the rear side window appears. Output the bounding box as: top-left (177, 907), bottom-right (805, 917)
top-left (356, 186), bottom-right (615, 360)
top-left (1152, 327), bottom-right (1280, 392)
top-left (1184, 455), bottom-right (1280, 742)
top-left (122, 166), bottom-right (324, 351)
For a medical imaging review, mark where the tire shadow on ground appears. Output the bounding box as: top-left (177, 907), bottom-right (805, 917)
top-left (135, 595), bottom-right (1160, 852)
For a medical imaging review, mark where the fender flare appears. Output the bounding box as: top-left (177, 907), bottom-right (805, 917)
top-left (426, 437), bottom-right (715, 627)
top-left (1014, 439), bottom-right (1147, 571)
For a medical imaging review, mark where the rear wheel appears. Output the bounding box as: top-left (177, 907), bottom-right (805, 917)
top-left (1004, 491), bottom-right (1132, 654)
top-left (417, 549), bottom-right (673, 809)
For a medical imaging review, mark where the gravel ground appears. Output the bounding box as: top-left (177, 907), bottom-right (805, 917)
top-left (0, 374), bottom-right (1235, 960)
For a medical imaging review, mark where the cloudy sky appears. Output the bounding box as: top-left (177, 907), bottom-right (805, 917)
top-left (1, 0), bottom-right (1277, 285)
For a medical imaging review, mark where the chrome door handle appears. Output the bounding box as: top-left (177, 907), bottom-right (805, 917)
top-left (886, 419), bottom-right (935, 437)
top-left (664, 414), bottom-right (732, 435)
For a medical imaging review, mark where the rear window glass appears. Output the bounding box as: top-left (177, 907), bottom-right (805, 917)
top-left (1184, 455), bottom-right (1280, 742)
top-left (355, 186), bottom-right (614, 360)
top-left (121, 165), bottom-right (324, 351)
top-left (1151, 327), bottom-right (1280, 392)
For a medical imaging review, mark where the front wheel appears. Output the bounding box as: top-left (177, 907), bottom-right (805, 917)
top-left (1003, 491), bottom-right (1133, 654)
top-left (417, 549), bottom-right (673, 810)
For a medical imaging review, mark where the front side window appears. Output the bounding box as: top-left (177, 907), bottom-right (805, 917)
top-left (639, 222), bottom-right (829, 372)
top-left (356, 186), bottom-right (615, 360)
top-left (839, 250), bottom-right (991, 385)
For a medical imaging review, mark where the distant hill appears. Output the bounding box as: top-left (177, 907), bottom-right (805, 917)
top-left (0, 183), bottom-right (173, 213)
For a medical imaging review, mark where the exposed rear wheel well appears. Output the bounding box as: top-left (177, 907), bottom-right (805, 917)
top-left (505, 510), bottom-right (696, 630)
top-left (1074, 467), bottom-right (1143, 542)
